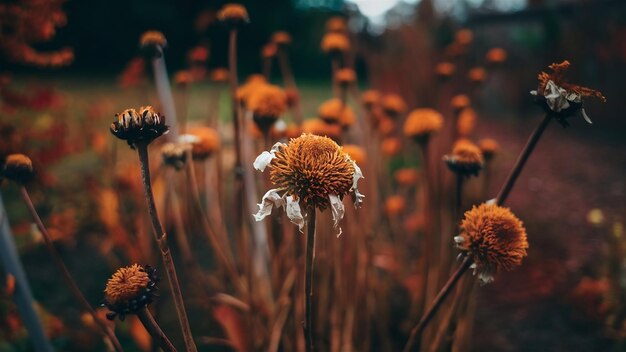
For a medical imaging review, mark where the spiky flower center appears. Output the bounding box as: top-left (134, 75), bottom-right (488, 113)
top-left (104, 264), bottom-right (150, 306)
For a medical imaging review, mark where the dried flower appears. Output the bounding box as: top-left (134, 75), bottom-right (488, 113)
top-left (2, 153), bottom-right (34, 184)
top-left (261, 43), bottom-right (277, 59)
top-left (385, 195), bottom-right (406, 216)
top-left (301, 119), bottom-right (342, 141)
top-left (210, 68), bottom-right (229, 83)
top-left (103, 264), bottom-right (158, 321)
top-left (457, 107), bottom-right (477, 137)
top-left (236, 75), bottom-right (267, 105)
top-left (247, 84), bottom-right (287, 132)
top-left (139, 31), bottom-right (167, 58)
top-left (318, 98), bottom-right (355, 127)
top-left (253, 134), bottom-right (364, 235)
top-left (404, 108), bottom-right (444, 143)
top-left (341, 144), bottom-right (366, 166)
top-left (361, 90), bottom-right (381, 111)
top-left (174, 70), bottom-right (194, 87)
top-left (381, 137), bottom-right (402, 157)
top-left (435, 62), bottom-right (455, 79)
top-left (187, 45), bottom-right (209, 64)
top-left (444, 139), bottom-right (484, 177)
top-left (486, 48), bottom-right (507, 65)
top-left (321, 33), bottom-right (350, 55)
top-left (531, 60), bottom-right (606, 126)
top-left (161, 142), bottom-right (190, 170)
top-left (335, 68), bottom-right (356, 87)
top-left (468, 67), bottom-right (486, 85)
top-left (451, 94), bottom-right (471, 112)
top-left (478, 138), bottom-right (499, 161)
top-left (110, 106), bottom-right (168, 148)
top-left (394, 168), bottom-right (419, 187)
top-left (377, 117), bottom-right (396, 137)
top-left (182, 126), bottom-right (220, 160)
top-left (326, 16), bottom-right (348, 33)
top-left (382, 94), bottom-right (407, 117)
top-left (284, 124), bottom-right (302, 139)
top-left (217, 4), bottom-right (249, 26)
top-left (272, 31), bottom-right (292, 46)
top-left (455, 203), bottom-right (528, 284)
top-left (455, 29), bottom-right (473, 46)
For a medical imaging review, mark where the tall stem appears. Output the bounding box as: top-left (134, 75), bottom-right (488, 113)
top-left (136, 142), bottom-right (197, 352)
top-left (136, 307), bottom-right (177, 352)
top-left (496, 114), bottom-right (552, 205)
top-left (304, 208), bottom-right (317, 352)
top-left (19, 187), bottom-right (123, 352)
top-left (403, 256), bottom-right (472, 352)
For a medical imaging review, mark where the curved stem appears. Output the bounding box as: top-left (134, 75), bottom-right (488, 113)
top-left (136, 307), bottom-right (177, 352)
top-left (136, 142), bottom-right (197, 352)
top-left (496, 114), bottom-right (552, 205)
top-left (19, 187), bottom-right (123, 352)
top-left (303, 209), bottom-right (317, 352)
top-left (403, 256), bottom-right (472, 352)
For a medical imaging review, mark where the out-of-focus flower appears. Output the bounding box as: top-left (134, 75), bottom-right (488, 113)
top-left (385, 195), bottom-right (406, 216)
top-left (478, 138), bottom-right (499, 161)
top-left (468, 67), bottom-right (487, 85)
top-left (253, 134), bottom-right (364, 235)
top-left (236, 75), bottom-right (267, 105)
top-left (161, 142), bottom-right (190, 170)
top-left (361, 90), bottom-right (381, 111)
top-left (335, 68), bottom-right (356, 87)
top-left (210, 68), bottom-right (229, 83)
top-left (271, 31), bottom-right (292, 47)
top-left (321, 33), bottom-right (350, 55)
top-left (530, 60), bottom-right (606, 126)
top-left (118, 57), bottom-right (146, 89)
top-left (174, 70), bottom-right (194, 87)
top-left (455, 29), bottom-right (473, 45)
top-left (139, 31), bottom-right (167, 58)
top-left (318, 98), bottom-right (356, 127)
top-left (1, 153), bottom-right (34, 184)
top-left (457, 107), bottom-right (477, 137)
top-left (451, 94), bottom-right (471, 113)
top-left (341, 144), bottom-right (366, 166)
top-left (187, 45), bottom-right (209, 64)
top-left (444, 139), bottom-right (484, 177)
top-left (586, 208), bottom-right (605, 226)
top-left (404, 108), bottom-right (444, 143)
top-left (455, 203), bottom-right (528, 284)
top-left (104, 264), bottom-right (159, 321)
top-left (285, 88), bottom-right (300, 108)
top-left (435, 62), bottom-right (455, 80)
top-left (261, 43), bottom-right (277, 59)
top-left (381, 137), bottom-right (402, 156)
top-left (394, 168), bottom-right (419, 187)
top-left (109, 106), bottom-right (168, 148)
top-left (486, 48), bottom-right (507, 65)
top-left (326, 16), bottom-right (348, 33)
top-left (181, 126), bottom-right (221, 160)
top-left (217, 4), bottom-right (249, 26)
top-left (284, 124), bottom-right (301, 139)
top-left (247, 84), bottom-right (287, 132)
top-left (301, 118), bottom-right (342, 141)
top-left (382, 94), bottom-right (407, 118)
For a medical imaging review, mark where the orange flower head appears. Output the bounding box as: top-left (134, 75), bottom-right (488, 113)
top-left (248, 85), bottom-right (287, 131)
top-left (183, 126), bottom-right (221, 160)
top-left (385, 195), bottom-right (406, 216)
top-left (174, 70), bottom-right (193, 87)
top-left (451, 94), bottom-right (471, 112)
top-left (455, 29), bottom-right (473, 46)
top-left (381, 137), bottom-right (402, 156)
top-left (361, 90), bottom-right (381, 110)
top-left (2, 153), bottom-right (34, 184)
top-left (486, 48), bottom-right (507, 65)
top-left (272, 31), bottom-right (292, 46)
top-left (210, 68), bottom-right (229, 83)
top-left (444, 139), bottom-right (484, 177)
top-left (104, 264), bottom-right (158, 320)
top-left (335, 68), bottom-right (356, 87)
top-left (326, 16), bottom-right (348, 33)
top-left (478, 138), bottom-right (499, 160)
top-left (318, 98), bottom-right (355, 128)
top-left (188, 45), bottom-right (209, 64)
top-left (456, 107), bottom-right (477, 137)
top-left (532, 60), bottom-right (606, 126)
top-left (468, 67), bottom-right (487, 84)
top-left (139, 31), bottom-right (167, 58)
top-left (321, 33), bottom-right (350, 54)
top-left (377, 116), bottom-right (396, 137)
top-left (261, 43), bottom-right (277, 58)
top-left (455, 204), bottom-right (528, 284)
top-left (382, 94), bottom-right (407, 117)
top-left (404, 108), bottom-right (444, 142)
top-left (217, 4), bottom-right (249, 26)
top-left (435, 62), bottom-right (456, 79)
top-left (284, 124), bottom-right (302, 139)
top-left (394, 168), bottom-right (419, 187)
top-left (342, 144), bottom-right (366, 166)
top-left (236, 75), bottom-right (268, 105)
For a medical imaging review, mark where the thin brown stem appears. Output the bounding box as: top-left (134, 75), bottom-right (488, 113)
top-left (403, 256), bottom-right (472, 352)
top-left (136, 142), bottom-right (197, 352)
top-left (19, 187), bottom-right (124, 352)
top-left (496, 114), bottom-right (552, 205)
top-left (136, 307), bottom-right (177, 352)
top-left (304, 208), bottom-right (317, 352)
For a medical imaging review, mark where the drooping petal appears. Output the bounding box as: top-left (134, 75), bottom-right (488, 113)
top-left (285, 196), bottom-right (306, 232)
top-left (350, 160), bottom-right (365, 208)
top-left (253, 189), bottom-right (285, 222)
top-left (328, 194), bottom-right (345, 237)
top-left (253, 142), bottom-right (284, 172)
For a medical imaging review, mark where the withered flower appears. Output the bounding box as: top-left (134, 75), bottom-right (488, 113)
top-left (335, 68), bottom-right (356, 87)
top-left (457, 107), bottom-right (477, 137)
top-left (468, 67), bottom-right (486, 85)
top-left (326, 16), bottom-right (348, 33)
top-left (361, 90), bottom-right (381, 111)
top-left (531, 60), bottom-right (606, 126)
top-left (1, 153), bottom-right (34, 184)
top-left (455, 203), bottom-right (528, 284)
top-left (271, 31), bottom-right (292, 47)
top-left (103, 264), bottom-right (158, 321)
top-left (403, 108), bottom-right (444, 143)
top-left (451, 94), bottom-right (471, 113)
top-left (382, 94), bottom-right (407, 118)
top-left (217, 4), bottom-right (249, 26)
top-left (110, 106), bottom-right (168, 148)
top-left (210, 68), bottom-right (229, 83)
top-left (444, 139), bottom-right (484, 177)
top-left (161, 142), bottom-right (190, 170)
top-left (486, 48), bottom-right (507, 65)
top-left (236, 74), bottom-right (267, 105)
top-left (301, 118), bottom-right (342, 141)
top-left (139, 31), bottom-right (167, 58)
top-left (321, 33), bottom-right (350, 55)
top-left (478, 138), bottom-right (499, 161)
top-left (435, 62), bottom-right (456, 80)
top-left (248, 84), bottom-right (287, 132)
top-left (253, 134), bottom-right (364, 235)
top-left (318, 98), bottom-right (355, 126)
top-left (181, 126), bottom-right (220, 160)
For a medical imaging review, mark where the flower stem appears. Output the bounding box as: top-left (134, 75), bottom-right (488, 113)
top-left (403, 256), bottom-right (472, 352)
top-left (136, 142), bottom-right (197, 352)
top-left (136, 307), bottom-right (177, 352)
top-left (496, 114), bottom-right (552, 205)
top-left (19, 187), bottom-right (123, 352)
top-left (303, 208), bottom-right (317, 352)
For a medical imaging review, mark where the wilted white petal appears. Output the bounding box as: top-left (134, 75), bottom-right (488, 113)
top-left (530, 90), bottom-right (538, 96)
top-left (253, 142), bottom-right (284, 172)
top-left (454, 236), bottom-right (464, 244)
top-left (253, 189), bottom-right (285, 222)
top-left (477, 271), bottom-right (495, 285)
top-left (350, 160), bottom-right (365, 208)
top-left (328, 194), bottom-right (345, 237)
top-left (274, 119), bottom-right (287, 133)
top-left (485, 198), bottom-right (497, 205)
top-left (285, 196), bottom-right (306, 232)
top-left (581, 108), bottom-right (593, 124)
top-left (178, 134), bottom-right (200, 145)
top-left (544, 80), bottom-right (570, 112)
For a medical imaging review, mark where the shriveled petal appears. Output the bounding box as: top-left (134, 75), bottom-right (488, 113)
top-left (350, 160), bottom-right (365, 208)
top-left (285, 196), bottom-right (306, 232)
top-left (178, 134), bottom-right (200, 144)
top-left (581, 108), bottom-right (593, 124)
top-left (253, 189), bottom-right (285, 222)
top-left (544, 80), bottom-right (570, 112)
top-left (328, 194), bottom-right (345, 237)
top-left (253, 142), bottom-right (284, 172)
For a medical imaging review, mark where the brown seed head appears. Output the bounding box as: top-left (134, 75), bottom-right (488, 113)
top-left (381, 94), bottom-right (407, 117)
top-left (217, 4), bottom-right (249, 26)
top-left (335, 68), bottom-right (356, 86)
top-left (404, 108), bottom-right (444, 141)
top-left (456, 203), bottom-right (528, 283)
top-left (444, 139), bottom-right (484, 176)
top-left (486, 48), bottom-right (507, 65)
top-left (110, 106), bottom-right (168, 148)
top-left (321, 33), bottom-right (350, 54)
top-left (341, 144), bottom-right (366, 166)
top-left (435, 62), bottom-right (456, 79)
top-left (478, 138), bottom-right (499, 160)
top-left (104, 264), bottom-right (158, 320)
top-left (236, 75), bottom-right (268, 105)
top-left (185, 126), bottom-right (220, 160)
top-left (248, 84), bottom-right (287, 121)
top-left (269, 134), bottom-right (356, 210)
top-left (457, 107), bottom-right (477, 137)
top-left (161, 142), bottom-right (189, 170)
top-left (2, 153), bottom-right (34, 184)
top-left (326, 16), bottom-right (348, 33)
top-left (318, 98), bottom-right (355, 127)
top-left (271, 31), bottom-right (292, 46)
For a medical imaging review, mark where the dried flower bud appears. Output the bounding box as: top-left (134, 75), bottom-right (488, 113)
top-left (103, 264), bottom-right (158, 321)
top-left (161, 142), bottom-right (190, 170)
top-left (444, 139), bottom-right (484, 177)
top-left (139, 31), bottom-right (167, 58)
top-left (248, 85), bottom-right (288, 132)
top-left (110, 106), bottom-right (168, 148)
top-left (404, 108), bottom-right (444, 143)
top-left (382, 94), bottom-right (407, 118)
top-left (335, 68), bottom-right (356, 87)
top-left (478, 138), bottom-right (499, 161)
top-left (2, 153), bottom-right (34, 184)
top-left (217, 4), bottom-right (249, 27)
top-left (321, 33), bottom-right (350, 55)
